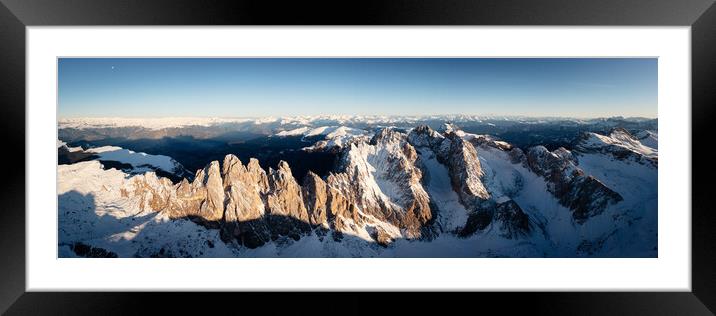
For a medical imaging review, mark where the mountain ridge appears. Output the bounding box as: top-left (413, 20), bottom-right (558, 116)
top-left (58, 123), bottom-right (658, 257)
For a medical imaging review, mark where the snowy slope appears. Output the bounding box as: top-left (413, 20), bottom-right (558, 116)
top-left (572, 152), bottom-right (658, 257)
top-left (57, 139), bottom-right (83, 152)
top-left (85, 146), bottom-right (187, 175)
top-left (58, 140), bottom-right (191, 179)
top-left (58, 161), bottom-right (237, 258)
top-left (635, 130), bottom-right (658, 150)
top-left (473, 145), bottom-right (578, 255)
top-left (417, 148), bottom-right (469, 232)
top-left (275, 126), bottom-right (311, 136)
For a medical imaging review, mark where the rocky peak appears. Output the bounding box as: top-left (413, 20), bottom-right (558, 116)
top-left (526, 146), bottom-right (622, 222)
top-left (407, 125), bottom-right (444, 148)
top-left (248, 158), bottom-right (270, 193)
top-left (301, 171), bottom-right (329, 227)
top-left (408, 125), bottom-right (490, 203)
top-left (552, 147), bottom-right (575, 163)
top-left (222, 179), bottom-right (269, 247)
top-left (331, 128), bottom-right (433, 239)
top-left (222, 154), bottom-right (244, 189)
top-left (493, 199), bottom-right (532, 239)
top-left (439, 122), bottom-right (459, 134)
top-left (508, 147), bottom-right (527, 165)
top-left (526, 146), bottom-right (569, 177)
top-left (370, 127), bottom-right (406, 146)
top-left (194, 160), bottom-right (225, 222)
top-left (277, 160), bottom-right (291, 172)
top-left (609, 127), bottom-right (634, 138)
top-left (440, 132), bottom-right (490, 202)
top-left (408, 124), bottom-right (492, 235)
top-left (266, 161), bottom-right (310, 222)
top-left (121, 171), bottom-right (174, 214)
top-left (634, 130), bottom-right (658, 149)
top-left (176, 178), bottom-right (191, 196)
top-left (247, 157), bottom-right (262, 173)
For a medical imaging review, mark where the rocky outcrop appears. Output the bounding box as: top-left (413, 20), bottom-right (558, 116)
top-left (508, 147), bottom-right (528, 165)
top-left (196, 161), bottom-right (225, 222)
top-left (408, 126), bottom-right (490, 207)
top-left (493, 199), bottom-right (531, 239)
top-left (120, 155), bottom-right (311, 247)
top-left (409, 125), bottom-right (538, 240)
top-left (121, 171), bottom-right (175, 214)
top-left (223, 181), bottom-right (271, 247)
top-left (220, 155), bottom-right (271, 247)
top-left (439, 132), bottom-right (490, 204)
top-left (157, 161), bottom-right (225, 223)
top-left (265, 161), bottom-right (311, 240)
top-left (407, 125), bottom-right (445, 149)
top-left (456, 198), bottom-right (531, 239)
top-left (302, 171), bottom-right (329, 227)
top-left (526, 146), bottom-right (623, 222)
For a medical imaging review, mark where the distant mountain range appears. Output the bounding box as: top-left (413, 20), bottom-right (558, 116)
top-left (57, 116), bottom-right (657, 258)
top-left (58, 115), bottom-right (657, 142)
top-left (58, 115), bottom-right (657, 130)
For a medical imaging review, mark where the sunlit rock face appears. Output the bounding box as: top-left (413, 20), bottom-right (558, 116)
top-left (302, 171), bottom-right (329, 228)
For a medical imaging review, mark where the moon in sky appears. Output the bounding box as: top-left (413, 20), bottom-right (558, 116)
top-left (111, 66), bottom-right (115, 70)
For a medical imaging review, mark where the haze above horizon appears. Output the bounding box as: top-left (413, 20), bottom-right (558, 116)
top-left (59, 58), bottom-right (658, 118)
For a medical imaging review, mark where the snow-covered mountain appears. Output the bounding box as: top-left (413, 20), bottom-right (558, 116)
top-left (573, 128), bottom-right (658, 168)
top-left (275, 125), bottom-right (372, 150)
top-left (58, 123), bottom-right (658, 258)
top-left (58, 141), bottom-right (192, 181)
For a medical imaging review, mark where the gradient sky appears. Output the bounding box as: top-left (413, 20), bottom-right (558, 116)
top-left (58, 58), bottom-right (657, 118)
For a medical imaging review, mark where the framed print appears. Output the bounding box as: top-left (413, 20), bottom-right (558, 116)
top-left (1, 0), bottom-right (715, 314)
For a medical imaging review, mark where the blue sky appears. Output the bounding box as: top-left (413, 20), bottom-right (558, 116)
top-left (58, 58), bottom-right (657, 118)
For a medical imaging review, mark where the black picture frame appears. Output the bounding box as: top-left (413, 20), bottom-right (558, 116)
top-left (1, 0), bottom-right (715, 314)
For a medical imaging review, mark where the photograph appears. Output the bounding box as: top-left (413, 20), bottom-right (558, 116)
top-left (56, 57), bottom-right (658, 258)
top-left (4, 0), bottom-right (713, 313)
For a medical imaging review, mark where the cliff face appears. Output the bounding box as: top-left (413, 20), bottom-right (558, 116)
top-left (525, 146), bottom-right (623, 222)
top-left (301, 171), bottom-right (329, 227)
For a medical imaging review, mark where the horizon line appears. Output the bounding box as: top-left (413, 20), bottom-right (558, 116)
top-left (57, 114), bottom-right (658, 120)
